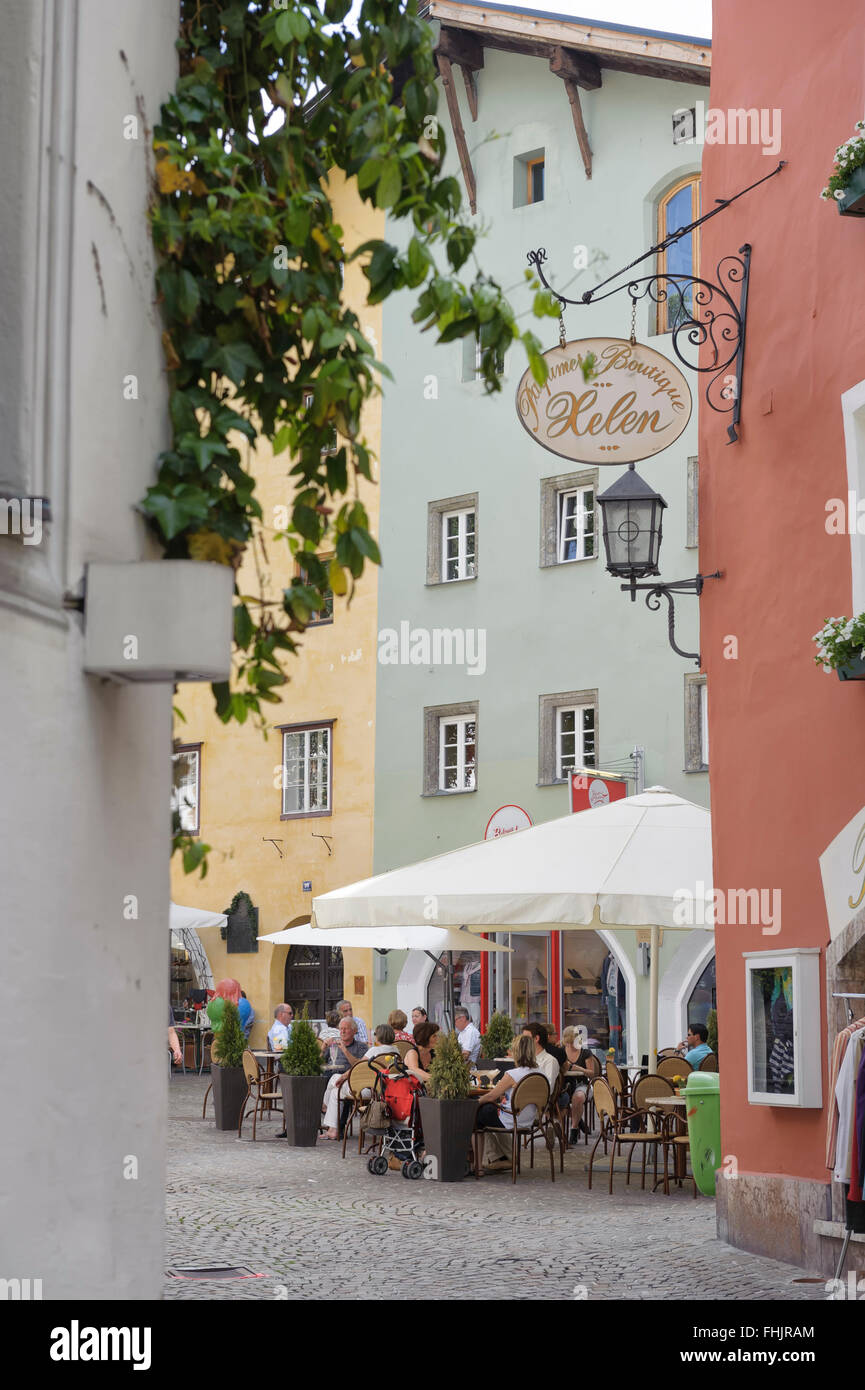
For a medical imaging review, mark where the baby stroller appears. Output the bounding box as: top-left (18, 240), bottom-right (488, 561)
top-left (364, 1055), bottom-right (426, 1179)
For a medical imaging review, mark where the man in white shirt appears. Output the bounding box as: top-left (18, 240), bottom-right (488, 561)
top-left (337, 999), bottom-right (368, 1045)
top-left (267, 1003), bottom-right (293, 1052)
top-left (455, 1007), bottom-right (482, 1064)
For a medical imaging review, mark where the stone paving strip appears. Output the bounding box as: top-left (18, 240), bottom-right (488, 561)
top-left (165, 1077), bottom-right (827, 1302)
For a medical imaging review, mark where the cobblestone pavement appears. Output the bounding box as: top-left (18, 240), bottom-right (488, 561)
top-left (165, 1077), bottom-right (827, 1302)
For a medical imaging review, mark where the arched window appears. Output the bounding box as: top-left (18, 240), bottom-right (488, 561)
top-left (687, 954), bottom-right (716, 1030)
top-left (656, 174), bottom-right (701, 335)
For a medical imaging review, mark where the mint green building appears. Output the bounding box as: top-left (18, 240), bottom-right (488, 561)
top-left (372, 4), bottom-right (716, 1061)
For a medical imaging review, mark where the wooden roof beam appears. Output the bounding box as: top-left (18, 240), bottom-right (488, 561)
top-left (437, 24), bottom-right (484, 121)
top-left (549, 44), bottom-right (602, 91)
top-left (436, 53), bottom-right (477, 214)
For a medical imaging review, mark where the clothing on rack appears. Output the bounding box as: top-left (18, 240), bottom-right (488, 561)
top-left (826, 1017), bottom-right (865, 1169)
top-left (833, 1029), bottom-right (865, 1185)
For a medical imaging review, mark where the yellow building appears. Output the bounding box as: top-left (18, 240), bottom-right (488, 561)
top-left (170, 171), bottom-right (381, 1050)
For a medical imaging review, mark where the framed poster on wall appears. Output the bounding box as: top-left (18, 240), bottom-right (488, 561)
top-left (743, 949), bottom-right (822, 1107)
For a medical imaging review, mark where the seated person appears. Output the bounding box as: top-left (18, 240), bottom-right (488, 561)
top-left (543, 1024), bottom-right (567, 1069)
top-left (410, 1006), bottom-right (428, 1030)
top-left (388, 1009), bottom-right (415, 1043)
top-left (337, 999), bottom-right (368, 1045)
top-left (363, 1023), bottom-right (398, 1061)
top-left (403, 1021), bottom-right (441, 1082)
top-left (562, 1025), bottom-right (594, 1142)
top-left (475, 1035), bottom-right (545, 1173)
top-left (522, 1022), bottom-right (561, 1094)
top-left (317, 1010), bottom-right (341, 1062)
top-left (267, 1003), bottom-right (293, 1052)
top-left (677, 1023), bottom-right (712, 1068)
top-left (455, 1007), bottom-right (482, 1064)
top-left (321, 1018), bottom-right (367, 1139)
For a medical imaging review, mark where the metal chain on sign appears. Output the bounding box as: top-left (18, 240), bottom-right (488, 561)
top-left (558, 308), bottom-right (567, 349)
top-left (629, 297), bottom-right (637, 346)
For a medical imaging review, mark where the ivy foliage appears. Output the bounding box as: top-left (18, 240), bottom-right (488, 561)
top-left (146, 0), bottom-right (553, 729)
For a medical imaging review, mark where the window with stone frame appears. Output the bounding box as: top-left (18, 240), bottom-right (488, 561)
top-left (422, 701), bottom-right (479, 796)
top-left (684, 673), bottom-right (708, 772)
top-left (539, 469), bottom-right (599, 568)
top-left (538, 690), bottom-right (598, 786)
top-left (427, 493), bottom-right (478, 585)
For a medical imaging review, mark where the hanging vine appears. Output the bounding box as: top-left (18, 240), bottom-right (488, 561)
top-left (146, 0), bottom-right (554, 735)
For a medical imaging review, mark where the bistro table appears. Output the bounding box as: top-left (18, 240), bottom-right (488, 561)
top-left (174, 1020), bottom-right (207, 1073)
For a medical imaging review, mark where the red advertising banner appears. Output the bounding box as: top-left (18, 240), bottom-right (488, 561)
top-left (569, 769), bottom-right (629, 813)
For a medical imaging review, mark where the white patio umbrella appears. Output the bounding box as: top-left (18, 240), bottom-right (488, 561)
top-left (170, 902), bottom-right (227, 933)
top-left (311, 788), bottom-right (713, 1063)
top-left (258, 923), bottom-right (511, 1025)
top-left (258, 923), bottom-right (511, 953)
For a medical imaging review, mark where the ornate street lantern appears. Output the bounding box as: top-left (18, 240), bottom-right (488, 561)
top-left (596, 463), bottom-right (666, 582)
top-left (596, 464), bottom-right (721, 665)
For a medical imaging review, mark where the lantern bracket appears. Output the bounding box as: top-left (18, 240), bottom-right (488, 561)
top-left (526, 161), bottom-right (785, 444)
top-left (621, 572), bottom-right (723, 665)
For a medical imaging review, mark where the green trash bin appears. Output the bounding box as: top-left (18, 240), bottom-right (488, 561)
top-left (684, 1071), bottom-right (721, 1197)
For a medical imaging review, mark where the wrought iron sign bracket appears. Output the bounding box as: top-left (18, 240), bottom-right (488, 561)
top-left (527, 161), bottom-right (785, 445)
top-left (621, 571), bottom-right (723, 665)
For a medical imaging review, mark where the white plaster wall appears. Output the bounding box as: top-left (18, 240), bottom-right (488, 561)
top-left (0, 0), bottom-right (178, 1300)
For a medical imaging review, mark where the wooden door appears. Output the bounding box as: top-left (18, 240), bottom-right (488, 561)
top-left (284, 945), bottom-right (343, 1020)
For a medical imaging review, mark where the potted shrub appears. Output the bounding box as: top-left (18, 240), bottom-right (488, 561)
top-left (418, 1030), bottom-right (477, 1182)
top-left (210, 1001), bottom-right (248, 1131)
top-left (820, 120), bottom-right (865, 216)
top-left (279, 1006), bottom-right (327, 1146)
top-left (479, 1010), bottom-right (514, 1070)
top-left (813, 615), bottom-right (865, 681)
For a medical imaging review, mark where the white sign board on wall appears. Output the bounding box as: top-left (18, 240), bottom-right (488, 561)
top-left (515, 337), bottom-right (692, 466)
top-left (485, 805), bottom-right (533, 840)
top-left (819, 802), bottom-right (865, 941)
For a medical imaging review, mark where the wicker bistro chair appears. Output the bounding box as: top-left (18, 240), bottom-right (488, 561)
top-left (340, 1060), bottom-right (388, 1158)
top-left (656, 1056), bottom-right (693, 1083)
top-left (631, 1074), bottom-right (675, 1135)
top-left (699, 1052), bottom-right (718, 1072)
top-left (238, 1049), bottom-right (284, 1140)
top-left (474, 1074), bottom-right (554, 1184)
top-left (588, 1077), bottom-right (666, 1194)
top-left (394, 1040), bottom-right (412, 1059)
top-left (657, 1047), bottom-right (680, 1060)
top-left (537, 1068), bottom-right (568, 1172)
top-left (604, 1060), bottom-right (628, 1116)
top-left (661, 1108), bottom-right (699, 1197)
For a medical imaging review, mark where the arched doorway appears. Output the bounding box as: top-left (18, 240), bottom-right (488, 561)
top-left (284, 944), bottom-right (343, 1020)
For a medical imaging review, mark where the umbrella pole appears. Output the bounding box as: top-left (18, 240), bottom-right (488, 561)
top-left (447, 950), bottom-right (455, 1031)
top-left (648, 923), bottom-right (659, 1070)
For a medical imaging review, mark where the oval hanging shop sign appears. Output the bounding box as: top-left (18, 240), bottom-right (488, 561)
top-left (515, 337), bottom-right (692, 465)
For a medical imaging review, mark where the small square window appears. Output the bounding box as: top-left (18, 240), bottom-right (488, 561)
top-left (303, 391), bottom-right (338, 455)
top-left (297, 555), bottom-right (334, 626)
top-left (462, 333), bottom-right (505, 382)
top-left (514, 148), bottom-right (545, 209)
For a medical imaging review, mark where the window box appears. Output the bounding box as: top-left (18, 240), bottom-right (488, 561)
top-left (837, 654), bottom-right (865, 680)
top-left (838, 164), bottom-right (865, 216)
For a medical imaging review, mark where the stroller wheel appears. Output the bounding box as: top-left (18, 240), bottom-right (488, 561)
top-left (404, 1159), bottom-right (424, 1180)
top-left (370, 1155), bottom-right (389, 1176)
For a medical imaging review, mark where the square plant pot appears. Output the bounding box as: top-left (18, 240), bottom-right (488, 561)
top-left (838, 165), bottom-right (865, 216)
top-left (279, 1073), bottom-right (329, 1146)
top-left (837, 654), bottom-right (865, 680)
top-left (211, 1063), bottom-right (249, 1132)
top-left (418, 1097), bottom-right (478, 1181)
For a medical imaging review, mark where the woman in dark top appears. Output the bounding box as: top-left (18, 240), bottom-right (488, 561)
top-left (562, 1025), bottom-right (594, 1142)
top-left (404, 1021), bottom-right (440, 1082)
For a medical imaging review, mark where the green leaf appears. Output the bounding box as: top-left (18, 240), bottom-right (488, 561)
top-left (204, 340), bottom-right (262, 384)
top-left (141, 485), bottom-right (211, 540)
top-left (376, 161), bottom-right (402, 209)
top-left (276, 8), bottom-right (310, 43)
top-left (350, 527), bottom-right (381, 564)
top-left (233, 602), bottom-right (254, 650)
top-left (177, 270), bottom-right (200, 323)
top-left (357, 157), bottom-right (385, 191)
